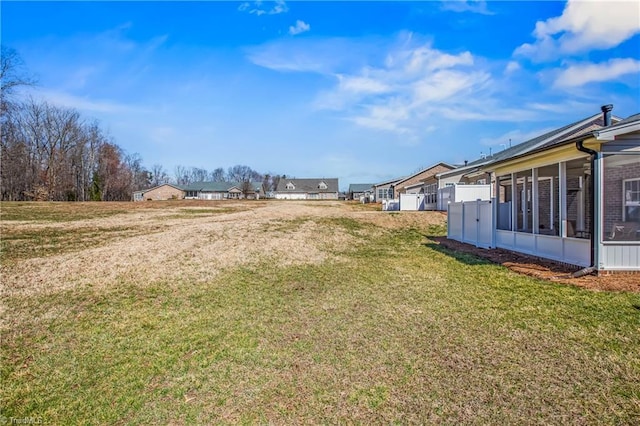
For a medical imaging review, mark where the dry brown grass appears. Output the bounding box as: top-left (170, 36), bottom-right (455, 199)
top-left (2, 201), bottom-right (359, 298)
top-left (2, 200), bottom-right (639, 424)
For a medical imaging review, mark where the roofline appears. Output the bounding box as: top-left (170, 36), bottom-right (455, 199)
top-left (438, 112), bottom-right (624, 179)
top-left (483, 115), bottom-right (630, 171)
top-left (348, 184), bottom-right (374, 190)
top-left (280, 178), bottom-right (339, 181)
top-left (374, 177), bottom-right (405, 186)
top-left (483, 132), bottom-right (597, 171)
top-left (394, 162), bottom-right (457, 185)
top-left (137, 183), bottom-right (184, 193)
top-left (595, 118), bottom-right (640, 140)
top-left (405, 182), bottom-right (425, 189)
top-left (437, 161), bottom-right (489, 178)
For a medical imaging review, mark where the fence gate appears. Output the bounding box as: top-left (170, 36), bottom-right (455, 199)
top-left (399, 193), bottom-right (426, 211)
top-left (447, 200), bottom-right (494, 248)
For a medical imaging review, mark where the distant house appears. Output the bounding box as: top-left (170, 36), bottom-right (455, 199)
top-left (348, 184), bottom-right (374, 201)
top-left (133, 184), bottom-right (184, 201)
top-left (274, 178), bottom-right (339, 200)
top-left (373, 177), bottom-right (403, 202)
top-left (393, 163), bottom-right (456, 196)
top-left (182, 181), bottom-right (264, 200)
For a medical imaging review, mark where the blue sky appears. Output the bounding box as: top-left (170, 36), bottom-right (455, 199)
top-left (3, 1), bottom-right (639, 189)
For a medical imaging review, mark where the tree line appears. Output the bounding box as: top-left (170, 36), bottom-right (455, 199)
top-left (0, 47), bottom-right (279, 201)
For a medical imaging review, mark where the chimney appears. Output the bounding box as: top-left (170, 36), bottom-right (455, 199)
top-left (601, 104), bottom-right (613, 127)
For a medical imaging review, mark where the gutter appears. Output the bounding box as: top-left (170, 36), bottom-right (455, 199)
top-left (572, 104), bottom-right (613, 278)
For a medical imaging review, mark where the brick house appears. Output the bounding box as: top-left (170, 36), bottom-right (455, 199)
top-left (133, 184), bottom-right (184, 201)
top-left (450, 106), bottom-right (640, 273)
top-left (393, 163), bottom-right (455, 196)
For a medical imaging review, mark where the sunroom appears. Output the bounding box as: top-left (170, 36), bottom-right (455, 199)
top-left (493, 153), bottom-right (594, 267)
top-left (488, 112), bottom-right (640, 273)
top-left (594, 114), bottom-right (640, 271)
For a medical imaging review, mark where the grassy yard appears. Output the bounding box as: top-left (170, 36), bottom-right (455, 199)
top-left (1, 201), bottom-right (639, 424)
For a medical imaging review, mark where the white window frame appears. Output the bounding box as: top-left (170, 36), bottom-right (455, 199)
top-left (623, 177), bottom-right (640, 221)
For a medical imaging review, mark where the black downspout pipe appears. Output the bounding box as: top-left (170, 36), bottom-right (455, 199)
top-left (575, 139), bottom-right (597, 276)
top-left (572, 104), bottom-right (613, 277)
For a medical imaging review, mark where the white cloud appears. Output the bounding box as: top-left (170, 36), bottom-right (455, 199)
top-left (440, 0), bottom-right (493, 15)
top-left (314, 38), bottom-right (497, 134)
top-left (505, 61), bottom-right (520, 74)
top-left (412, 70), bottom-right (489, 103)
top-left (238, 0), bottom-right (288, 16)
top-left (351, 102), bottom-right (412, 133)
top-left (553, 58), bottom-right (640, 88)
top-left (386, 44), bottom-right (474, 75)
top-left (32, 88), bottom-right (147, 114)
top-left (247, 37), bottom-right (371, 74)
top-left (337, 75), bottom-right (391, 95)
top-left (289, 20), bottom-right (310, 36)
top-left (248, 31), bottom-right (626, 142)
top-left (526, 100), bottom-right (594, 114)
top-left (480, 126), bottom-right (556, 148)
top-left (515, 0), bottom-right (640, 61)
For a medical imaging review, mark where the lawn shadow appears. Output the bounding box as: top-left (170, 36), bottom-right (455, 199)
top-left (422, 235), bottom-right (494, 266)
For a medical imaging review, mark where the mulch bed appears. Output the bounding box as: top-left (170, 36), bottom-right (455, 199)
top-left (432, 237), bottom-right (639, 293)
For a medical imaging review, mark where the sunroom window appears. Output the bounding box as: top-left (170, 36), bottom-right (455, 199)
top-left (603, 154), bottom-right (640, 241)
top-left (496, 175), bottom-right (512, 231)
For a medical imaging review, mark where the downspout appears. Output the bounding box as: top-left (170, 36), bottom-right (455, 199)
top-left (572, 104), bottom-right (612, 278)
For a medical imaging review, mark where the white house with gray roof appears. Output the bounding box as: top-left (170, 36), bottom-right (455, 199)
top-left (348, 184), bottom-right (374, 201)
top-left (372, 177), bottom-right (403, 202)
top-left (181, 181), bottom-right (264, 200)
top-left (274, 178), bottom-right (339, 200)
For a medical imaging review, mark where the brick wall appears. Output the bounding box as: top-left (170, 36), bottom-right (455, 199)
top-left (603, 158), bottom-right (640, 238)
top-left (142, 185), bottom-right (184, 201)
top-left (537, 179), bottom-right (553, 232)
top-left (395, 165), bottom-right (453, 194)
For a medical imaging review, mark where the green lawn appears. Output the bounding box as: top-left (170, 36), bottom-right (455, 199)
top-left (2, 202), bottom-right (639, 424)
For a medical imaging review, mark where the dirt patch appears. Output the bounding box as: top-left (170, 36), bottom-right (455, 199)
top-left (353, 210), bottom-right (448, 230)
top-left (1, 202), bottom-right (361, 297)
top-left (3, 201), bottom-right (637, 297)
top-left (433, 237), bottom-right (639, 293)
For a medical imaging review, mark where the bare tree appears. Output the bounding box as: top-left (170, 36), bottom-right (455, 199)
top-left (174, 165), bottom-right (190, 185)
top-left (0, 49), bottom-right (146, 201)
top-left (240, 180), bottom-right (255, 199)
top-left (190, 167), bottom-right (208, 183)
top-left (150, 164), bottom-right (169, 187)
top-left (1, 46), bottom-right (36, 108)
top-left (126, 153), bottom-right (150, 191)
top-left (262, 173), bottom-right (283, 193)
top-left (210, 167), bottom-right (225, 182)
top-left (226, 164), bottom-right (263, 183)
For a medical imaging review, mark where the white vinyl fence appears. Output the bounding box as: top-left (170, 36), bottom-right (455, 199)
top-left (447, 200), bottom-right (494, 249)
top-left (399, 193), bottom-right (426, 211)
top-left (382, 199), bottom-right (400, 211)
top-left (438, 184), bottom-right (491, 211)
